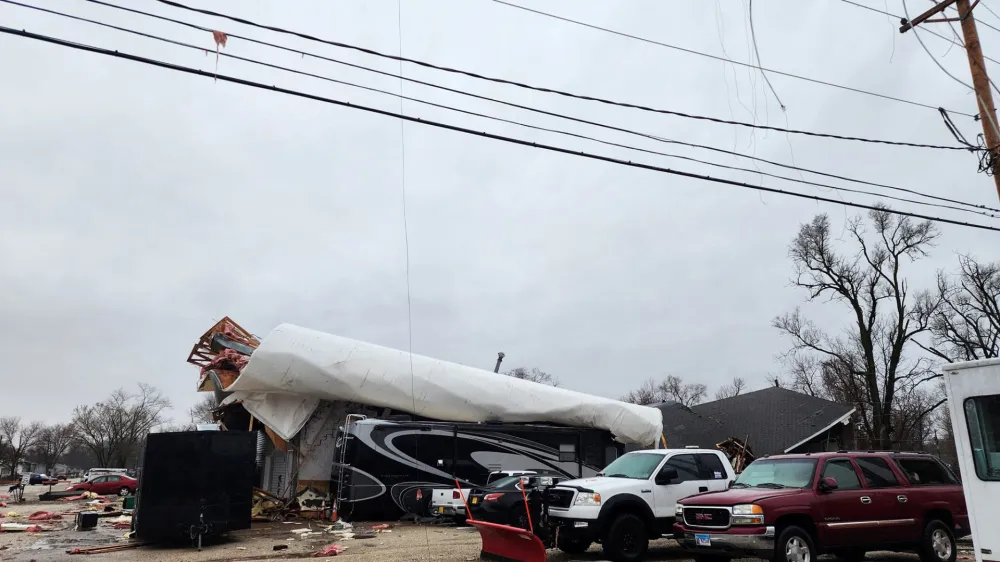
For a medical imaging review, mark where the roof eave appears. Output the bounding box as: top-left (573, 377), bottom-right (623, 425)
top-left (782, 408), bottom-right (857, 454)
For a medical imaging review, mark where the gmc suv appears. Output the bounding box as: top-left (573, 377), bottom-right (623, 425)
top-left (674, 451), bottom-right (969, 562)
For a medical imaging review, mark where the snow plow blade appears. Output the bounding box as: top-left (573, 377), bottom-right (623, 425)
top-left (470, 520), bottom-right (547, 562)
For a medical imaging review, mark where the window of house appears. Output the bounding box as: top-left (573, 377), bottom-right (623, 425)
top-left (558, 443), bottom-right (577, 463)
top-left (696, 453), bottom-right (728, 479)
top-left (660, 454), bottom-right (700, 484)
top-left (893, 457), bottom-right (958, 486)
top-left (855, 457), bottom-right (899, 488)
top-left (821, 459), bottom-right (862, 490)
top-left (964, 395), bottom-right (1000, 481)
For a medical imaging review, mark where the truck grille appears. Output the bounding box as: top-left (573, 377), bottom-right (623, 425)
top-left (546, 489), bottom-right (575, 509)
top-left (683, 507), bottom-right (731, 528)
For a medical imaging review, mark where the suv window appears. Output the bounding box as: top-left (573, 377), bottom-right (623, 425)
top-left (894, 457), bottom-right (958, 486)
top-left (821, 458), bottom-right (862, 490)
top-left (964, 395), bottom-right (1000, 481)
top-left (696, 453), bottom-right (728, 479)
top-left (855, 457), bottom-right (899, 488)
top-left (661, 454), bottom-right (700, 483)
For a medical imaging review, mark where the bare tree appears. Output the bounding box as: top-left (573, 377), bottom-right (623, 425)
top-left (32, 424), bottom-right (75, 474)
top-left (0, 417), bottom-right (42, 476)
top-left (621, 375), bottom-right (707, 407)
top-left (919, 254), bottom-right (1000, 362)
top-left (714, 376), bottom-right (747, 400)
top-left (504, 367), bottom-right (559, 387)
top-left (190, 394), bottom-right (218, 425)
top-left (621, 378), bottom-right (661, 405)
top-left (773, 209), bottom-right (943, 449)
top-left (71, 384), bottom-right (172, 467)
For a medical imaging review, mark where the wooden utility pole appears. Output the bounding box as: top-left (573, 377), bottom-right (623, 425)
top-left (902, 0), bottom-right (1000, 201)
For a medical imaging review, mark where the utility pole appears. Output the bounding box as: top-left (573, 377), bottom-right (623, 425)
top-left (902, 0), bottom-right (1000, 201)
top-left (493, 352), bottom-right (505, 373)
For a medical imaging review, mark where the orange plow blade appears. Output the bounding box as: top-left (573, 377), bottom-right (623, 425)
top-left (469, 520), bottom-right (547, 562)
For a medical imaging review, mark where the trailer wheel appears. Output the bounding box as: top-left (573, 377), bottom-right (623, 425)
top-left (602, 513), bottom-right (648, 562)
top-left (557, 534), bottom-right (591, 554)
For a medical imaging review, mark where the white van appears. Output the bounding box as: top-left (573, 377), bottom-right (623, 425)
top-left (943, 358), bottom-right (1000, 562)
top-left (82, 468), bottom-right (129, 481)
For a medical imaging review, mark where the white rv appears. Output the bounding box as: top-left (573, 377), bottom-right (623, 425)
top-left (943, 358), bottom-right (1000, 562)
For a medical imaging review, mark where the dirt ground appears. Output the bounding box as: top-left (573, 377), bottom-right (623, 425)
top-left (0, 486), bottom-right (978, 562)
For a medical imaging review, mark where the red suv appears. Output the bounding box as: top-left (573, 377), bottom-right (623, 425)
top-left (674, 452), bottom-right (969, 562)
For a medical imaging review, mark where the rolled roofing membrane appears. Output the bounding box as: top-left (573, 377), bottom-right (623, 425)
top-left (225, 323), bottom-right (663, 445)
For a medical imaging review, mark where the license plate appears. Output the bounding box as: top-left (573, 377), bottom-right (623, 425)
top-left (438, 506), bottom-right (444, 513)
top-left (471, 498), bottom-right (479, 504)
top-left (695, 534), bottom-right (711, 547)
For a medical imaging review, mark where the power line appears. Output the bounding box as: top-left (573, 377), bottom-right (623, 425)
top-left (839, 0), bottom-right (1000, 65)
top-left (135, 0), bottom-right (974, 147)
top-left (487, 0), bottom-right (976, 118)
top-left (3, 26), bottom-right (998, 233)
top-left (10, 0), bottom-right (997, 218)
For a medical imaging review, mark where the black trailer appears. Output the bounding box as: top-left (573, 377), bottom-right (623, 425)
top-left (332, 418), bottom-right (623, 521)
top-left (133, 430), bottom-right (256, 544)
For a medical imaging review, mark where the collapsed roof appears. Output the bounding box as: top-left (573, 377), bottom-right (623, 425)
top-left (190, 320), bottom-right (664, 446)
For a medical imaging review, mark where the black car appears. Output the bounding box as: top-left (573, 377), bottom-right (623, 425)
top-left (468, 474), bottom-right (565, 530)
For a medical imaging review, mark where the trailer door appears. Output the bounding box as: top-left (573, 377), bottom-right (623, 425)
top-left (945, 360), bottom-right (1000, 562)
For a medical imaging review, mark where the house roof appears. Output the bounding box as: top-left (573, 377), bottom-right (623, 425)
top-left (690, 387), bottom-right (855, 456)
top-left (655, 401), bottom-right (734, 450)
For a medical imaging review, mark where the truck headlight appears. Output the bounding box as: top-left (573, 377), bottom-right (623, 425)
top-left (675, 504), bottom-right (684, 517)
top-left (731, 504), bottom-right (764, 525)
top-left (573, 492), bottom-right (601, 506)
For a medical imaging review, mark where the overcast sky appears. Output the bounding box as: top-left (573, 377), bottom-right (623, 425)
top-left (0, 0), bottom-right (996, 425)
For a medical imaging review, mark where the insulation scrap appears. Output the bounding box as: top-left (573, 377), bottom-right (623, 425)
top-left (201, 349), bottom-right (249, 376)
top-left (313, 544), bottom-right (346, 557)
top-left (27, 512), bottom-right (60, 521)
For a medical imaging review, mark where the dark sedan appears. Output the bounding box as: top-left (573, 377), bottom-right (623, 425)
top-left (468, 474), bottom-right (564, 530)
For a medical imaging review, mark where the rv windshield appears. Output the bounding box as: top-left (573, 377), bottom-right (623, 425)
top-left (599, 453), bottom-right (665, 479)
top-left (734, 458), bottom-right (817, 489)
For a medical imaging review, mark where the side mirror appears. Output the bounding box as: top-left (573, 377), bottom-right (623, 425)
top-left (655, 468), bottom-right (679, 485)
top-left (819, 477), bottom-right (839, 492)
top-left (727, 480), bottom-right (735, 489)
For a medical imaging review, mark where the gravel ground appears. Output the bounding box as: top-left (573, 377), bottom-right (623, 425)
top-left (0, 487), bottom-right (976, 562)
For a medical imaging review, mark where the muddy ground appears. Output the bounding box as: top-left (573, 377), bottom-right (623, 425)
top-left (0, 485), bottom-right (977, 562)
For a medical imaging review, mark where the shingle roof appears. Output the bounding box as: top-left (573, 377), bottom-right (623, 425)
top-left (690, 387), bottom-right (854, 456)
top-left (654, 401), bottom-right (734, 449)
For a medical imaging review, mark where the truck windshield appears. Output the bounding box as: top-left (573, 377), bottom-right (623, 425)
top-left (733, 458), bottom-right (817, 489)
top-left (599, 453), bottom-right (664, 479)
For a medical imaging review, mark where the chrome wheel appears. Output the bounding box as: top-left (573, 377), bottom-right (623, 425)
top-left (786, 536), bottom-right (812, 562)
top-left (932, 529), bottom-right (953, 560)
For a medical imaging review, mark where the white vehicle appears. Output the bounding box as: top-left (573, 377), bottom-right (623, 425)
top-left (81, 468), bottom-right (128, 481)
top-left (943, 358), bottom-right (1000, 562)
top-left (546, 448), bottom-right (735, 561)
top-left (431, 470), bottom-right (537, 520)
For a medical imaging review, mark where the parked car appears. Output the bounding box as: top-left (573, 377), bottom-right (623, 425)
top-left (67, 474), bottom-right (138, 496)
top-left (28, 473), bottom-right (58, 485)
top-left (431, 470), bottom-right (544, 522)
top-left (468, 474), bottom-right (566, 529)
top-left (547, 448), bottom-right (736, 560)
top-left (674, 451), bottom-right (969, 562)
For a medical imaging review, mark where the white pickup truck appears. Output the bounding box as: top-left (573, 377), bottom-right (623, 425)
top-left (431, 470), bottom-right (537, 521)
top-left (546, 448), bottom-right (735, 561)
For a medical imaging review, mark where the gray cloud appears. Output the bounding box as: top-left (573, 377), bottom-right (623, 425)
top-left (0, 0), bottom-right (995, 424)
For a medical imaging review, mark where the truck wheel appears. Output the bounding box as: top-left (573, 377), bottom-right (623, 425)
top-left (602, 513), bottom-right (648, 562)
top-left (919, 520), bottom-right (956, 562)
top-left (775, 526), bottom-right (816, 562)
top-left (557, 534), bottom-right (591, 554)
top-left (508, 506), bottom-right (531, 530)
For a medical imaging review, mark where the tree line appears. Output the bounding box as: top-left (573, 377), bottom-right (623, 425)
top-left (0, 384), bottom-right (216, 476)
top-left (618, 207), bottom-right (998, 457)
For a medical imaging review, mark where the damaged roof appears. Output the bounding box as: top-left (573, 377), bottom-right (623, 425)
top-left (655, 401), bottom-right (733, 450)
top-left (691, 386), bottom-right (854, 455)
